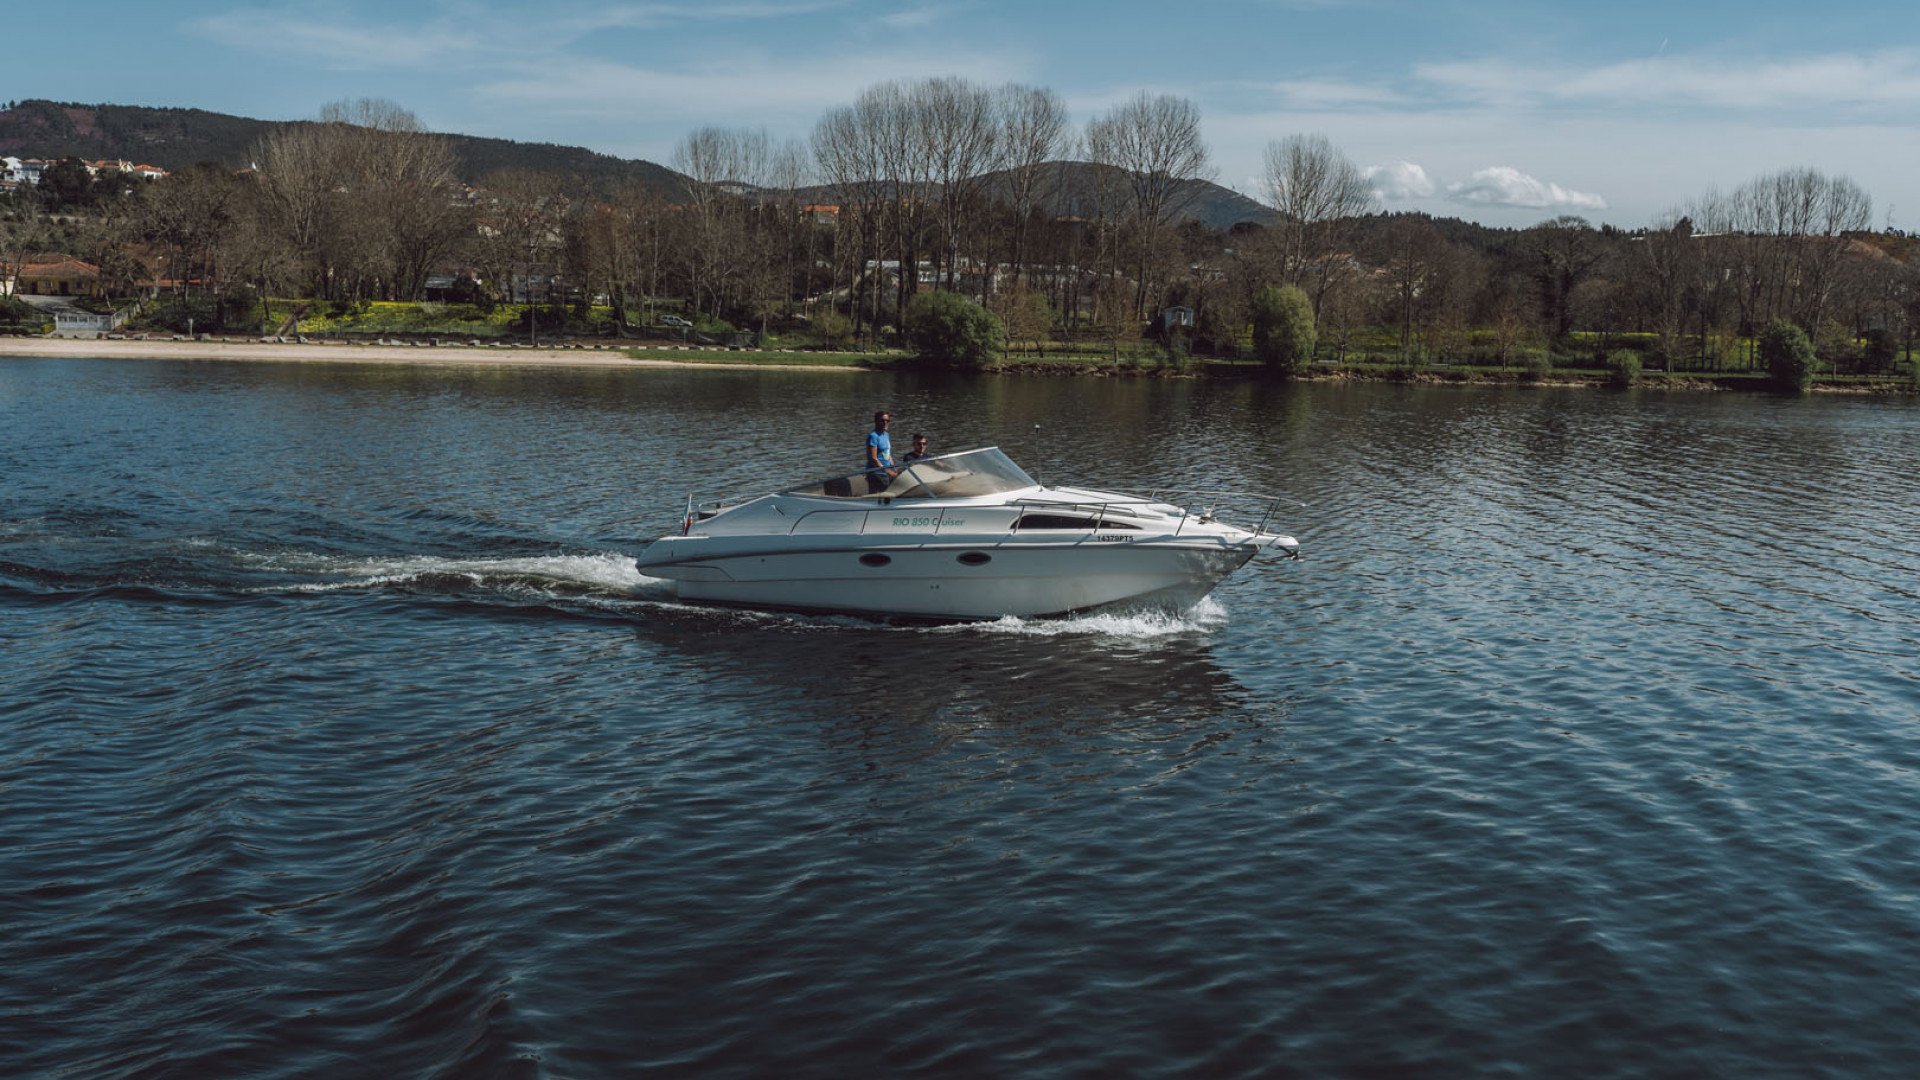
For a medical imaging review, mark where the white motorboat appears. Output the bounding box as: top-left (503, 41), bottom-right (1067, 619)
top-left (634, 447), bottom-right (1298, 620)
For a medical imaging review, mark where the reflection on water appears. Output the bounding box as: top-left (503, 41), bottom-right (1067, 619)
top-left (4, 356), bottom-right (1920, 1078)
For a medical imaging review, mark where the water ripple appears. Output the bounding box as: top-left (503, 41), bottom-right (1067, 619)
top-left (6, 360), bottom-right (1920, 1077)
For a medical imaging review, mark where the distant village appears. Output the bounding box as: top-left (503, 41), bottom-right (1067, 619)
top-left (3, 156), bottom-right (169, 301)
top-left (3, 155), bottom-right (169, 189)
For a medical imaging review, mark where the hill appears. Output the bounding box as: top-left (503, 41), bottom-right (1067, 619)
top-left (1004, 161), bottom-right (1273, 231)
top-left (0, 99), bottom-right (687, 196)
top-left (790, 161), bottom-right (1275, 232)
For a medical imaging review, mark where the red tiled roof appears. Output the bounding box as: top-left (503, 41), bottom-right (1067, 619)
top-left (20, 259), bottom-right (101, 278)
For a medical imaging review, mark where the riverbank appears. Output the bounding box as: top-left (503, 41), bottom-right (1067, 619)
top-left (0, 336), bottom-right (865, 372)
top-left (5, 336), bottom-right (1914, 393)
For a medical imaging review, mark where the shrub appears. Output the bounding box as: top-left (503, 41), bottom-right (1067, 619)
top-left (138, 297), bottom-right (221, 334)
top-left (1250, 284), bottom-right (1316, 376)
top-left (1862, 327), bottom-right (1898, 374)
top-left (1757, 319), bottom-right (1815, 392)
top-left (903, 290), bottom-right (1005, 368)
top-left (0, 295), bottom-right (49, 333)
top-left (1518, 350), bottom-right (1553, 382)
top-left (1605, 349), bottom-right (1642, 388)
top-left (812, 310), bottom-right (854, 350)
top-left (222, 285), bottom-right (267, 331)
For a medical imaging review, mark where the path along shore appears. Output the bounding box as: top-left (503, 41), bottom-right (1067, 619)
top-left (7, 336), bottom-right (1913, 393)
top-left (0, 337), bottom-right (861, 372)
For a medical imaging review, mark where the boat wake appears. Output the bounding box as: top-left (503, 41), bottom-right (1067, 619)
top-left (949, 596), bottom-right (1229, 639)
top-left (238, 550), bottom-right (670, 599)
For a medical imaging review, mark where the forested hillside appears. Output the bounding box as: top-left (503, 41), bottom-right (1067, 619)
top-left (0, 100), bottom-right (686, 195)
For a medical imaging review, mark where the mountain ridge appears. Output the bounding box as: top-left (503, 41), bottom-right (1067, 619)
top-left (0, 99), bottom-right (1277, 229)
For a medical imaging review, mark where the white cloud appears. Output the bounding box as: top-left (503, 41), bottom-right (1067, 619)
top-left (1260, 79), bottom-right (1407, 109)
top-left (475, 50), bottom-right (1026, 121)
top-left (192, 10), bottom-right (485, 69)
top-left (878, 5), bottom-right (948, 29)
top-left (1446, 166), bottom-right (1606, 211)
top-left (192, 2), bottom-right (851, 68)
top-left (1364, 160), bottom-right (1434, 201)
top-left (573, 1), bottom-right (854, 32)
top-left (1415, 49), bottom-right (1920, 112)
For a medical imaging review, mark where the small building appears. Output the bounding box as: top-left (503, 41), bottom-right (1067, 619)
top-left (1161, 305), bottom-right (1195, 333)
top-left (18, 259), bottom-right (104, 298)
top-left (54, 306), bottom-right (134, 338)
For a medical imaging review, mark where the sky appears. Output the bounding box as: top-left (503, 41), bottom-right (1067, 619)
top-left (6, 0), bottom-right (1918, 229)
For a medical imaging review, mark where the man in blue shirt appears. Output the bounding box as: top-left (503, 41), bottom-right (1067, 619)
top-left (865, 411), bottom-right (895, 493)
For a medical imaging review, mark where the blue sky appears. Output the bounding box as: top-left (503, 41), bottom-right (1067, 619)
top-left (7, 0), bottom-right (1918, 228)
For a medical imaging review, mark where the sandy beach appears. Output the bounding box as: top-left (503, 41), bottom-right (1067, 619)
top-left (0, 336), bottom-right (864, 372)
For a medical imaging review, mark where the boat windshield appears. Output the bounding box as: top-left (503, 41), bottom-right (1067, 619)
top-left (784, 447), bottom-right (1039, 500)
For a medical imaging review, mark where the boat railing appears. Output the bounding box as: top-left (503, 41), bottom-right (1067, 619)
top-left (1145, 489), bottom-right (1306, 538)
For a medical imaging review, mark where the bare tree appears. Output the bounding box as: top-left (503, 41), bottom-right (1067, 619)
top-left (1691, 167), bottom-right (1872, 343)
top-left (1526, 215), bottom-right (1607, 340)
top-left (767, 138), bottom-right (812, 315)
top-left (1371, 214), bottom-right (1449, 359)
top-left (470, 169), bottom-right (560, 310)
top-left (1263, 134), bottom-right (1372, 320)
top-left (997, 84), bottom-right (1070, 289)
top-left (911, 77), bottom-right (1002, 294)
top-left (817, 99), bottom-right (890, 343)
top-left (673, 126), bottom-right (771, 322)
top-left (251, 99), bottom-right (464, 301)
top-left (1083, 92), bottom-right (1213, 317)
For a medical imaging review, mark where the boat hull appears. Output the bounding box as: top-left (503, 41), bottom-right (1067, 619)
top-left (638, 539), bottom-right (1260, 620)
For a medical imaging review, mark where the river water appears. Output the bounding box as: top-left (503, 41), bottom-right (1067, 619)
top-left (3, 356), bottom-right (1918, 1079)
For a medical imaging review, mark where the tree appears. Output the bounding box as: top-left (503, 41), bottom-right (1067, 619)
top-left (1605, 349), bottom-right (1642, 387)
top-left (0, 186), bottom-right (52, 298)
top-left (1634, 214), bottom-right (1696, 364)
top-left (903, 289), bottom-right (1004, 368)
top-left (470, 169), bottom-right (560, 310)
top-left (673, 125), bottom-right (770, 322)
top-left (1251, 284), bottom-right (1316, 375)
top-left (812, 92), bottom-right (893, 345)
top-left (1372, 214), bottom-right (1449, 360)
top-left (997, 84), bottom-right (1070, 288)
top-left (251, 99), bottom-right (465, 301)
top-left (1526, 215), bottom-right (1606, 340)
top-left (39, 157), bottom-right (96, 210)
top-left (992, 285), bottom-right (1054, 358)
top-left (1083, 92), bottom-right (1213, 317)
top-left (1690, 168), bottom-right (1872, 348)
top-left (913, 77), bottom-right (1003, 294)
top-left (1757, 318), bottom-right (1815, 392)
top-left (1263, 134), bottom-right (1372, 319)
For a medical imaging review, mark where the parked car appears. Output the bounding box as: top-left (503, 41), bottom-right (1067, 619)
top-left (660, 315), bottom-right (692, 327)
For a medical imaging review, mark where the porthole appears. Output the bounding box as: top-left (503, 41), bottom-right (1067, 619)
top-left (956, 551), bottom-right (992, 567)
top-left (860, 553), bottom-right (892, 567)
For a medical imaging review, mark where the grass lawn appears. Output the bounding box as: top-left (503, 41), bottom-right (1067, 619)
top-left (292, 301), bottom-right (520, 337)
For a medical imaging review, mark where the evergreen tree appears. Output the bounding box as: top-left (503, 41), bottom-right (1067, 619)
top-left (1757, 319), bottom-right (1815, 392)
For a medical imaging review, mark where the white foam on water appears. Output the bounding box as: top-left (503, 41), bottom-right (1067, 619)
top-left (935, 596), bottom-right (1229, 640)
top-left (238, 550), bottom-right (667, 597)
